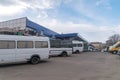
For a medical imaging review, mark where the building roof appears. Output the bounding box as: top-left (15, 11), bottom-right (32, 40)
top-left (26, 18), bottom-right (88, 43)
top-left (56, 33), bottom-right (88, 43)
top-left (55, 33), bottom-right (78, 38)
top-left (0, 17), bottom-right (88, 43)
top-left (26, 18), bottom-right (59, 37)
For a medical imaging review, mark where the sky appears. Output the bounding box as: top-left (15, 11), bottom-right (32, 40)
top-left (0, 0), bottom-right (120, 43)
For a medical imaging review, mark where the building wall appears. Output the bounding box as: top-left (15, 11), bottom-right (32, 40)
top-left (91, 42), bottom-right (103, 50)
top-left (0, 17), bottom-right (26, 31)
top-left (0, 17), bottom-right (88, 47)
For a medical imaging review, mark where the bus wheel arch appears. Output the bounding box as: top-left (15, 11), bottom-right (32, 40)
top-left (61, 51), bottom-right (68, 57)
top-left (30, 55), bottom-right (40, 64)
top-left (75, 50), bottom-right (80, 54)
top-left (113, 51), bottom-right (118, 54)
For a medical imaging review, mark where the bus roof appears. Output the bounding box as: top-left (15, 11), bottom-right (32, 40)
top-left (72, 40), bottom-right (83, 44)
top-left (0, 35), bottom-right (49, 41)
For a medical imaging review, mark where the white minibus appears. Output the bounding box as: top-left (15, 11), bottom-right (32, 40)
top-left (72, 40), bottom-right (84, 53)
top-left (49, 40), bottom-right (72, 57)
top-left (0, 35), bottom-right (50, 64)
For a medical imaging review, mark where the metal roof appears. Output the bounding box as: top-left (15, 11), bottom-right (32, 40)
top-left (55, 33), bottom-right (88, 43)
top-left (26, 18), bottom-right (59, 37)
top-left (0, 17), bottom-right (88, 43)
top-left (55, 33), bottom-right (78, 38)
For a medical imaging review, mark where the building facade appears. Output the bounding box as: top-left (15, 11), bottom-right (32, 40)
top-left (0, 17), bottom-right (58, 36)
top-left (0, 17), bottom-right (89, 51)
top-left (91, 42), bottom-right (103, 51)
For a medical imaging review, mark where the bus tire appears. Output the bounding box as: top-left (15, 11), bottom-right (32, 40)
top-left (30, 56), bottom-right (40, 64)
top-left (76, 50), bottom-right (80, 54)
top-left (61, 52), bottom-right (68, 57)
top-left (113, 51), bottom-right (118, 54)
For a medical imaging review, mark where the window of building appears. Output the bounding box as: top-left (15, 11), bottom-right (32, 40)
top-left (61, 41), bottom-right (72, 48)
top-left (50, 40), bottom-right (61, 48)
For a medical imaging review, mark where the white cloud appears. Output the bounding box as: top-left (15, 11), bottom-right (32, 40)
top-left (37, 11), bottom-right (48, 19)
top-left (34, 18), bottom-right (120, 42)
top-left (0, 1), bottom-right (27, 16)
top-left (96, 0), bottom-right (106, 6)
top-left (24, 0), bottom-right (53, 10)
top-left (0, 0), bottom-right (62, 17)
top-left (0, 0), bottom-right (117, 43)
top-left (74, 1), bottom-right (104, 23)
top-left (64, 0), bottom-right (73, 3)
top-left (69, 0), bottom-right (112, 25)
top-left (96, 0), bottom-right (112, 10)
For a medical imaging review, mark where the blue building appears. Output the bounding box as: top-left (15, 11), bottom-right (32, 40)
top-left (55, 33), bottom-right (89, 51)
top-left (0, 17), bottom-right (89, 51)
top-left (26, 18), bottom-right (58, 37)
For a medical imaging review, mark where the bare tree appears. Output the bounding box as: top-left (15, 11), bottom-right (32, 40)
top-left (106, 34), bottom-right (120, 46)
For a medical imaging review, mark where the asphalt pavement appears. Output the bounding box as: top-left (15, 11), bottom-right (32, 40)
top-left (0, 52), bottom-right (120, 80)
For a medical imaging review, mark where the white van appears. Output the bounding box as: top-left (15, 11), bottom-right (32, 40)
top-left (49, 40), bottom-right (72, 57)
top-left (72, 40), bottom-right (84, 53)
top-left (0, 35), bottom-right (50, 64)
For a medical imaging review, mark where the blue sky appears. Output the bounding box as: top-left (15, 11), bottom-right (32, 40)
top-left (0, 0), bottom-right (120, 42)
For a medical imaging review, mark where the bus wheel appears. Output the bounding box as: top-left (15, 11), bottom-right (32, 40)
top-left (76, 50), bottom-right (80, 54)
top-left (30, 56), bottom-right (40, 64)
top-left (62, 52), bottom-right (68, 57)
top-left (113, 51), bottom-right (118, 54)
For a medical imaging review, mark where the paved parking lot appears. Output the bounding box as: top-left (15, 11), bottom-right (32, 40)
top-left (0, 52), bottom-right (120, 80)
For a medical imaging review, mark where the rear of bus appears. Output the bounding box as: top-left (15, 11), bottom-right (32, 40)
top-left (72, 40), bottom-right (84, 53)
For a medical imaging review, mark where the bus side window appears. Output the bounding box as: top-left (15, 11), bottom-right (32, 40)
top-left (17, 41), bottom-right (26, 48)
top-left (0, 41), bottom-right (8, 49)
top-left (41, 41), bottom-right (48, 48)
top-left (35, 41), bottom-right (42, 48)
top-left (115, 44), bottom-right (120, 48)
top-left (50, 40), bottom-right (60, 48)
top-left (0, 40), bottom-right (15, 49)
top-left (8, 41), bottom-right (15, 49)
top-left (27, 41), bottom-right (33, 48)
top-left (35, 41), bottom-right (48, 48)
top-left (78, 44), bottom-right (82, 47)
top-left (73, 44), bottom-right (76, 47)
top-left (17, 41), bottom-right (33, 48)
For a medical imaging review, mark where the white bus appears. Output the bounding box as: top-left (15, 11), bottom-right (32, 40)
top-left (49, 40), bottom-right (72, 57)
top-left (72, 40), bottom-right (84, 53)
top-left (0, 35), bottom-right (50, 64)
